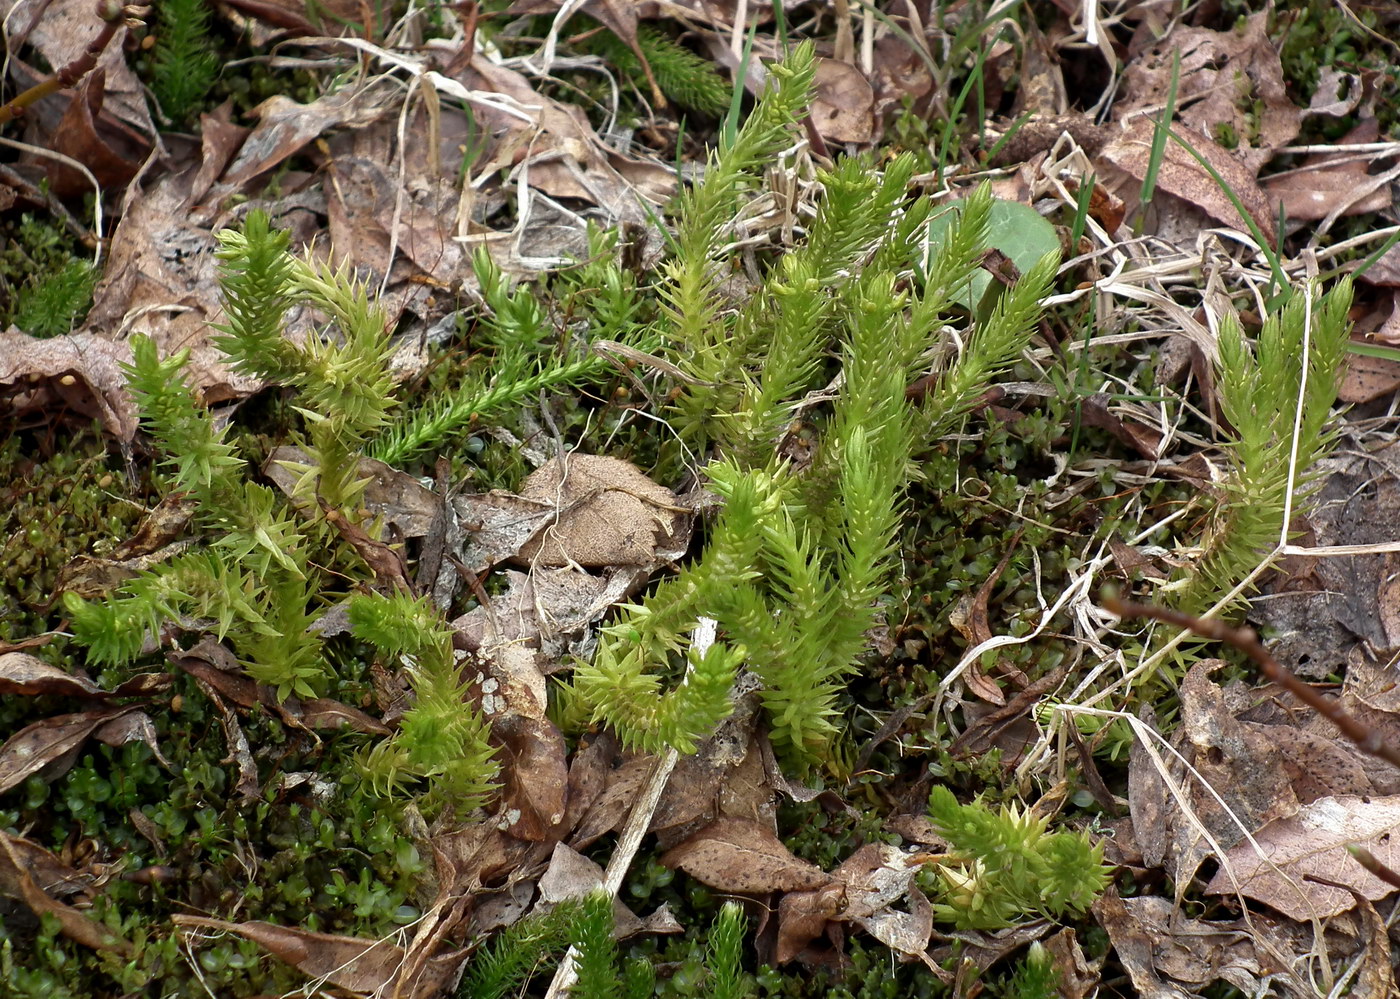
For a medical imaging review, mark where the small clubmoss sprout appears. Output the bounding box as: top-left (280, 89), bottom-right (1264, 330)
top-left (150, 0), bottom-right (219, 124)
top-left (926, 786), bottom-right (1110, 930)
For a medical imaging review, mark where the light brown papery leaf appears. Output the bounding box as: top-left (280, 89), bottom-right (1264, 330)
top-left (299, 699), bottom-right (391, 735)
top-left (1116, 11), bottom-right (1298, 174)
top-left (660, 817), bottom-right (832, 893)
top-left (515, 454), bottom-right (691, 568)
top-left (1348, 896), bottom-right (1394, 998)
top-left (173, 915), bottom-right (403, 994)
top-left (810, 58), bottom-right (875, 145)
top-left (1263, 119), bottom-right (1392, 222)
top-left (0, 331), bottom-right (138, 439)
top-left (834, 844), bottom-right (932, 964)
top-left (1207, 793), bottom-right (1400, 920)
top-left (456, 55), bottom-right (673, 221)
top-left (1339, 350), bottom-right (1400, 404)
top-left (1094, 889), bottom-right (1299, 998)
top-left (55, 492), bottom-right (200, 600)
top-left (537, 842), bottom-right (606, 903)
top-left (1128, 661), bottom-right (1299, 890)
top-left (775, 880), bottom-right (846, 965)
top-left (487, 702), bottom-right (569, 841)
top-left (264, 448), bottom-right (440, 541)
top-left (222, 88), bottom-right (397, 190)
top-left (92, 710), bottom-right (170, 766)
top-left (456, 565), bottom-right (648, 663)
top-left (1101, 117), bottom-right (1278, 244)
top-left (1041, 927), bottom-right (1099, 999)
top-left (569, 752), bottom-right (653, 849)
top-left (9, 0), bottom-right (156, 141)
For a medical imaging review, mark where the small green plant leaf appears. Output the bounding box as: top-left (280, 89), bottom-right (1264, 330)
top-left (925, 198), bottom-right (1060, 312)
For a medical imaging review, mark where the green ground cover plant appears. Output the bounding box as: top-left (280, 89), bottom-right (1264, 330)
top-left (1, 1), bottom-right (1392, 994)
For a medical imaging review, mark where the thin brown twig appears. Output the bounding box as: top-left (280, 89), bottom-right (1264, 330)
top-left (1344, 845), bottom-right (1400, 890)
top-left (0, 0), bottom-right (149, 127)
top-left (1103, 594), bottom-right (1400, 771)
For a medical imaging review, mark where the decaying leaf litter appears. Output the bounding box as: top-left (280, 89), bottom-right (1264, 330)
top-left (1, 0), bottom-right (1399, 994)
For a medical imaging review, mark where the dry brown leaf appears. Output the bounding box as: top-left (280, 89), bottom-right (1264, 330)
top-left (867, 32), bottom-right (932, 115)
top-left (93, 709), bottom-right (170, 765)
top-left (830, 844), bottom-right (931, 965)
top-left (0, 331), bottom-right (138, 439)
top-left (1263, 120), bottom-right (1393, 222)
top-left (515, 454), bottom-right (690, 568)
top-left (1126, 661), bottom-right (1299, 890)
top-left (1348, 896), bottom-right (1394, 998)
top-left (569, 752), bottom-right (654, 849)
top-left (704, 36), bottom-right (879, 147)
top-left (0, 828), bottom-right (90, 901)
top-left (456, 55), bottom-right (674, 221)
top-left (1250, 443), bottom-right (1400, 677)
top-left (1093, 888), bottom-right (1309, 998)
top-left (1331, 348), bottom-right (1397, 405)
top-left (173, 915), bottom-right (405, 994)
top-left (775, 880), bottom-right (846, 964)
top-left (45, 72), bottom-right (146, 198)
top-left (264, 448), bottom-right (440, 540)
top-left (0, 653), bottom-right (104, 697)
top-left (0, 833), bottom-right (132, 955)
top-left (455, 565), bottom-right (650, 663)
top-left (454, 490), bottom-right (559, 575)
top-left (1116, 11), bottom-right (1298, 175)
top-left (474, 645), bottom-right (570, 842)
top-left (1101, 117), bottom-right (1278, 245)
top-left (537, 841), bottom-right (606, 903)
top-left (299, 698), bottom-right (391, 735)
top-left (56, 493), bottom-right (199, 600)
top-left (660, 817), bottom-right (832, 893)
top-left (9, 0), bottom-right (156, 143)
top-left (0, 706), bottom-right (154, 794)
top-left (1207, 794), bottom-right (1400, 920)
top-left (810, 58), bottom-right (875, 145)
top-left (429, 820), bottom-right (553, 901)
top-left (216, 0), bottom-right (319, 32)
top-left (223, 87), bottom-right (397, 190)
top-left (322, 121), bottom-right (468, 290)
top-left (561, 732), bottom-right (616, 838)
top-left (1340, 295), bottom-right (1400, 403)
top-left (1041, 927), bottom-right (1099, 999)
top-left (650, 714), bottom-right (769, 842)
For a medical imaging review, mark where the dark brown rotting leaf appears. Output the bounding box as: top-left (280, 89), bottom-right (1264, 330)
top-left (0, 829), bottom-right (90, 901)
top-left (0, 833), bottom-right (131, 955)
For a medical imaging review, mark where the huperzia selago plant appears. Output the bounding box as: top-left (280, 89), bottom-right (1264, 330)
top-left (572, 41), bottom-right (1061, 769)
top-left (62, 212), bottom-right (498, 817)
top-left (1165, 278), bottom-right (1354, 614)
top-left (370, 225), bottom-right (653, 467)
